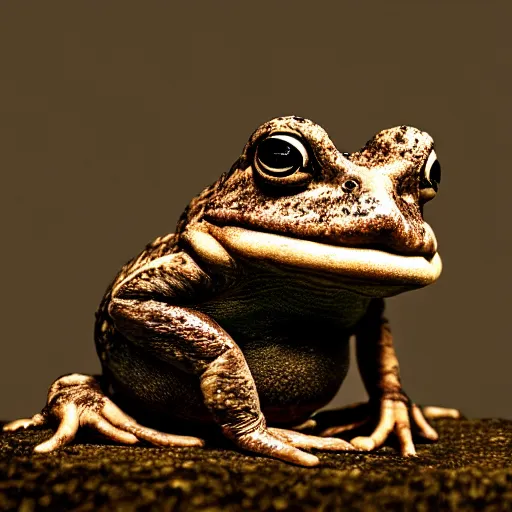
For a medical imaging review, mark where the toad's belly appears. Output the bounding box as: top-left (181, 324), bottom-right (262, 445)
top-left (105, 330), bottom-right (351, 427)
top-left (241, 336), bottom-right (350, 423)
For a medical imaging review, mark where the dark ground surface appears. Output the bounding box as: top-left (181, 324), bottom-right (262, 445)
top-left (0, 419), bottom-right (511, 511)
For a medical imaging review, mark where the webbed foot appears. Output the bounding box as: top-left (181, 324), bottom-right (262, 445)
top-left (227, 419), bottom-right (354, 467)
top-left (3, 374), bottom-right (204, 452)
top-left (313, 400), bottom-right (460, 456)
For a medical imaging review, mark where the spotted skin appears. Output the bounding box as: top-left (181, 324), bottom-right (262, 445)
top-left (5, 116), bottom-right (459, 466)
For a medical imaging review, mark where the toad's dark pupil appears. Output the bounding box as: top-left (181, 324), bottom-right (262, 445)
top-left (343, 180), bottom-right (358, 191)
top-left (430, 160), bottom-right (441, 186)
top-left (258, 138), bottom-right (302, 170)
top-left (420, 160), bottom-right (441, 192)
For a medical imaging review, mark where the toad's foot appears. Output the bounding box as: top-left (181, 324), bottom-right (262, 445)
top-left (229, 420), bottom-right (354, 467)
top-left (314, 400), bottom-right (460, 456)
top-left (3, 374), bottom-right (204, 452)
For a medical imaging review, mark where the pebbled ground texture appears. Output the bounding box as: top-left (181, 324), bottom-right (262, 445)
top-left (0, 419), bottom-right (511, 511)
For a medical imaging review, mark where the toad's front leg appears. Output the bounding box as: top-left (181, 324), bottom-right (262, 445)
top-left (317, 299), bottom-right (459, 455)
top-left (109, 298), bottom-right (353, 466)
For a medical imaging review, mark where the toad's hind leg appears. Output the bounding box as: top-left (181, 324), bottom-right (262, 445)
top-left (3, 374), bottom-right (204, 452)
top-left (108, 298), bottom-right (356, 466)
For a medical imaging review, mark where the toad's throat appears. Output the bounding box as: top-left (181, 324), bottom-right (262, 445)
top-left (205, 223), bottom-right (442, 289)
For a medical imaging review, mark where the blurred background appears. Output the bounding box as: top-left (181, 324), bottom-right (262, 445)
top-left (0, 1), bottom-right (510, 421)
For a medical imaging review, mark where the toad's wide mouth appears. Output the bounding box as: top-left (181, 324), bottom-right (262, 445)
top-left (205, 223), bottom-right (442, 290)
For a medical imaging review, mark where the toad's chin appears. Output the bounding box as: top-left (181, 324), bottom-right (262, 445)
top-left (205, 223), bottom-right (442, 298)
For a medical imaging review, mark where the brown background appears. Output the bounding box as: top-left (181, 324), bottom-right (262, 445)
top-left (0, 1), bottom-right (510, 421)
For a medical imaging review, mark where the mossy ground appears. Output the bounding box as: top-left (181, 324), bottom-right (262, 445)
top-left (0, 419), bottom-right (511, 511)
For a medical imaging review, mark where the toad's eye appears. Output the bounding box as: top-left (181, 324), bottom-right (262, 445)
top-left (255, 135), bottom-right (308, 177)
top-left (420, 150), bottom-right (441, 202)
